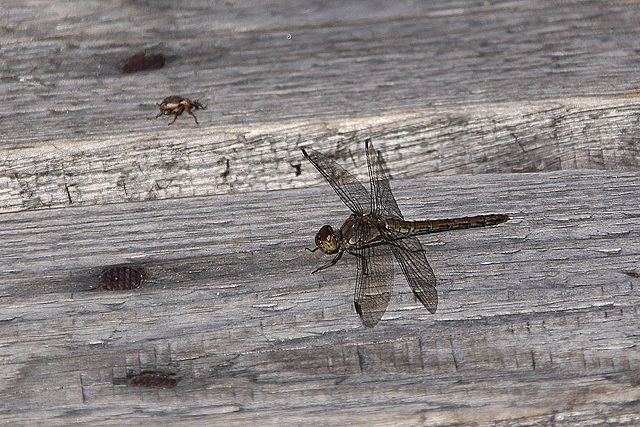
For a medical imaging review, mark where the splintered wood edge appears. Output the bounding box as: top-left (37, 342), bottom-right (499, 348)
top-left (1, 97), bottom-right (639, 213)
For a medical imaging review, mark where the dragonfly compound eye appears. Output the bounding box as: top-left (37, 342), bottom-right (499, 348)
top-left (315, 225), bottom-right (340, 254)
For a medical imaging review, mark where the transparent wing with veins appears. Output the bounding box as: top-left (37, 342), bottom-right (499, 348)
top-left (354, 243), bottom-right (393, 327)
top-left (302, 147), bottom-right (372, 214)
top-left (388, 237), bottom-right (438, 313)
top-left (365, 139), bottom-right (403, 219)
top-left (365, 139), bottom-right (438, 314)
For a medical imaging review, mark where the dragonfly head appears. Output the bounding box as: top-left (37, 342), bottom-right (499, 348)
top-left (315, 225), bottom-right (341, 254)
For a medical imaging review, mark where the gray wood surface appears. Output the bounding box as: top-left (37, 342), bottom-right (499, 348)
top-left (2, 0), bottom-right (640, 212)
top-left (1, 0), bottom-right (640, 425)
top-left (1, 171), bottom-right (639, 425)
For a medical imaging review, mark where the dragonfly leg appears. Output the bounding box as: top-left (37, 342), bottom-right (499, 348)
top-left (311, 250), bottom-right (344, 274)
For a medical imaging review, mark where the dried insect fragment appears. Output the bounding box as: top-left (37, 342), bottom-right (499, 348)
top-left (122, 51), bottom-right (165, 73)
top-left (151, 96), bottom-right (206, 125)
top-left (290, 162), bottom-right (302, 176)
top-left (99, 266), bottom-right (145, 290)
top-left (220, 157), bottom-right (230, 178)
top-left (129, 371), bottom-right (179, 388)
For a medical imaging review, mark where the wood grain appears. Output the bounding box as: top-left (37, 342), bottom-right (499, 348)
top-left (1, 171), bottom-right (639, 424)
top-left (2, 97), bottom-right (640, 213)
top-left (2, 0), bottom-right (640, 424)
top-left (2, 1), bottom-right (640, 212)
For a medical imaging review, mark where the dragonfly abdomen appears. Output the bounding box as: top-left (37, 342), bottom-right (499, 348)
top-left (387, 214), bottom-right (509, 236)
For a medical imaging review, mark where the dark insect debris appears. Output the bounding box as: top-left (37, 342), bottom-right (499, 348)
top-left (220, 158), bottom-right (230, 178)
top-left (290, 162), bottom-right (302, 176)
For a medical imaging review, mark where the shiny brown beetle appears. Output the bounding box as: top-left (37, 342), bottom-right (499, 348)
top-left (151, 96), bottom-right (206, 125)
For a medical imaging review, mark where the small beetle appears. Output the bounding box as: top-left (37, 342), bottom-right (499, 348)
top-left (152, 96), bottom-right (206, 125)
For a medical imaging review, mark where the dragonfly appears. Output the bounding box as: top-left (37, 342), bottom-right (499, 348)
top-left (302, 139), bottom-right (509, 327)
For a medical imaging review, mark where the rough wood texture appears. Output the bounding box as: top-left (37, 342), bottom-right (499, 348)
top-left (2, 0), bottom-right (640, 212)
top-left (1, 0), bottom-right (640, 425)
top-left (1, 171), bottom-right (639, 425)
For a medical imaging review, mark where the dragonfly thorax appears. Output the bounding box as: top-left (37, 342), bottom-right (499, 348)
top-left (315, 224), bottom-right (341, 254)
top-left (340, 213), bottom-right (384, 249)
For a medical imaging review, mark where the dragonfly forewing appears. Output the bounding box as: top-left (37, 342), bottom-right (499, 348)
top-left (302, 147), bottom-right (372, 214)
top-left (365, 139), bottom-right (404, 220)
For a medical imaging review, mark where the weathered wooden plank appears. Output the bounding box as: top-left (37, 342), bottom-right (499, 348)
top-left (1, 98), bottom-right (639, 213)
top-left (3, 0), bottom-right (640, 424)
top-left (2, 0), bottom-right (640, 212)
top-left (3, 0), bottom-right (640, 138)
top-left (1, 171), bottom-right (638, 424)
